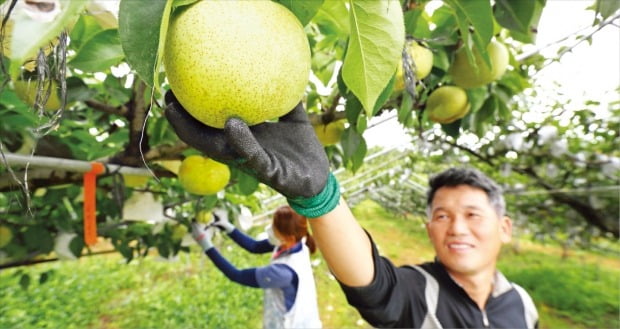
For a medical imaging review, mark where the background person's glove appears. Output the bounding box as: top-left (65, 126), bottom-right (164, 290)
top-left (191, 222), bottom-right (216, 251)
top-left (211, 208), bottom-right (235, 234)
top-left (165, 91), bottom-right (340, 218)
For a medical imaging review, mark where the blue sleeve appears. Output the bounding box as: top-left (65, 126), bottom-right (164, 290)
top-left (228, 228), bottom-right (274, 254)
top-left (205, 248), bottom-right (260, 288)
top-left (256, 264), bottom-right (298, 311)
top-left (255, 263), bottom-right (296, 289)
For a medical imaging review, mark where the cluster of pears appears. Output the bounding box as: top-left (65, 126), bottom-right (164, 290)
top-left (429, 40), bottom-right (508, 124)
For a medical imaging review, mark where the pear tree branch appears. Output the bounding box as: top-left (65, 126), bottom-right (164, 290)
top-left (85, 99), bottom-right (129, 116)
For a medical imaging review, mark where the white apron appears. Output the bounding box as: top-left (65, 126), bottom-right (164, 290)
top-left (263, 242), bottom-right (322, 329)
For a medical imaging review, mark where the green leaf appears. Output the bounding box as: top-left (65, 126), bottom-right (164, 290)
top-left (429, 4), bottom-right (459, 45)
top-left (404, 6), bottom-right (431, 39)
top-left (104, 130), bottom-right (130, 148)
top-left (69, 235), bottom-right (84, 258)
top-left (69, 29), bottom-right (124, 72)
top-left (69, 14), bottom-right (105, 51)
top-left (496, 94), bottom-right (511, 120)
top-left (19, 274), bottom-right (31, 290)
top-left (355, 116), bottom-right (367, 134)
top-left (119, 0), bottom-right (168, 86)
top-left (341, 127), bottom-right (367, 172)
top-left (470, 94), bottom-right (497, 136)
top-left (344, 93), bottom-right (363, 125)
top-left (371, 73), bottom-right (396, 116)
top-left (441, 119), bottom-right (461, 139)
top-left (149, 113), bottom-right (173, 144)
top-left (314, 0), bottom-right (350, 36)
top-left (465, 87), bottom-right (488, 114)
top-left (494, 0), bottom-right (535, 33)
top-left (496, 0), bottom-right (545, 43)
top-left (498, 69), bottom-right (531, 94)
top-left (477, 95), bottom-right (498, 121)
top-left (66, 77), bottom-right (97, 104)
top-left (154, 0), bottom-right (174, 91)
top-left (311, 52), bottom-right (337, 86)
top-left (157, 242), bottom-right (171, 258)
top-left (342, 0), bottom-right (405, 116)
top-left (23, 225), bottom-right (54, 253)
top-left (398, 91), bottom-right (414, 127)
top-left (198, 195), bottom-right (219, 212)
top-left (444, 0), bottom-right (493, 67)
top-left (275, 0), bottom-right (324, 26)
top-left (596, 0), bottom-right (620, 20)
top-left (7, 0), bottom-right (88, 78)
top-left (230, 169), bottom-right (259, 196)
top-left (38, 271), bottom-right (49, 284)
top-left (172, 0), bottom-right (199, 9)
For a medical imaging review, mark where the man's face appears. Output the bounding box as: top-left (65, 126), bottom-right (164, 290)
top-left (426, 185), bottom-right (512, 277)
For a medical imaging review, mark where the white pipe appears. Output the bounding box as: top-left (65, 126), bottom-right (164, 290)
top-left (1, 153), bottom-right (152, 176)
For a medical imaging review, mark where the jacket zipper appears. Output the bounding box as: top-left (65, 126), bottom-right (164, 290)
top-left (482, 309), bottom-right (490, 328)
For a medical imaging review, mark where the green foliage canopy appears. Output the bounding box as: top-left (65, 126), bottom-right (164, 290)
top-left (0, 0), bottom-right (618, 268)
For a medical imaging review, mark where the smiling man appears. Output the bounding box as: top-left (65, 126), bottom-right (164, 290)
top-left (165, 93), bottom-right (539, 328)
top-left (318, 168), bottom-right (539, 328)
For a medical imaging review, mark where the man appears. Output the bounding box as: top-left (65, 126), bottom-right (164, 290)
top-left (164, 92), bottom-right (538, 328)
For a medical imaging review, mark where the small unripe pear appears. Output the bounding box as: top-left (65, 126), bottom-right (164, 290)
top-left (13, 79), bottom-right (61, 111)
top-left (426, 86), bottom-right (470, 124)
top-left (450, 40), bottom-right (509, 89)
top-left (178, 155), bottom-right (230, 195)
top-left (394, 40), bottom-right (434, 92)
top-left (313, 120), bottom-right (346, 146)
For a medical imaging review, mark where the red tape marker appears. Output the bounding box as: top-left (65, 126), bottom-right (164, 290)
top-left (83, 162), bottom-right (105, 246)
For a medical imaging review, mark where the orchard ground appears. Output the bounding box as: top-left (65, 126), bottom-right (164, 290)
top-left (1, 200), bottom-right (618, 329)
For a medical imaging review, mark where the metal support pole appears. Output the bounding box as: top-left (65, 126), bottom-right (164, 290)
top-left (1, 153), bottom-right (152, 176)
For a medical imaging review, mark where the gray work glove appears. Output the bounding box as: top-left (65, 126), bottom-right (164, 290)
top-left (164, 91), bottom-right (329, 199)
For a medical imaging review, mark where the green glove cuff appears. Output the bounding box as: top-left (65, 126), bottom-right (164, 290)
top-left (287, 173), bottom-right (340, 218)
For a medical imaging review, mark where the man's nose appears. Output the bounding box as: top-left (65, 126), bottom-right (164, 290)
top-left (447, 215), bottom-right (468, 235)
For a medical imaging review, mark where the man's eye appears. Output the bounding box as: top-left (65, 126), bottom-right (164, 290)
top-left (434, 214), bottom-right (448, 221)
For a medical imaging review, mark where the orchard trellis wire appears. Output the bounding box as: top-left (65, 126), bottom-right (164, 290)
top-left (252, 142), bottom-right (620, 242)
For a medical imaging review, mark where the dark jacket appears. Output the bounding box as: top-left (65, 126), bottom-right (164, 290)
top-left (339, 237), bottom-right (538, 328)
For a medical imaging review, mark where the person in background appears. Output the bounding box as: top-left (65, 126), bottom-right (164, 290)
top-left (192, 205), bottom-right (322, 329)
top-left (165, 91), bottom-right (538, 328)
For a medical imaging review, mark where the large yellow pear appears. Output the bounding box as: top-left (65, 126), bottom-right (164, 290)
top-left (449, 39), bottom-right (509, 89)
top-left (426, 86), bottom-right (471, 124)
top-left (394, 40), bottom-right (434, 92)
top-left (164, 0), bottom-right (311, 128)
top-left (13, 79), bottom-right (61, 111)
top-left (313, 120), bottom-right (346, 146)
top-left (178, 155), bottom-right (230, 195)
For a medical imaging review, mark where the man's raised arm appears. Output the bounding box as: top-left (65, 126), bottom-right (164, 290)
top-left (164, 94), bottom-right (374, 286)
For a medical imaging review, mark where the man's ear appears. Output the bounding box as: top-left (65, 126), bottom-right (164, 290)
top-left (425, 220), bottom-right (433, 241)
top-left (500, 216), bottom-right (513, 243)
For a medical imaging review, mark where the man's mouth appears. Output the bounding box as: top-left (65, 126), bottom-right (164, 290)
top-left (447, 242), bottom-right (474, 250)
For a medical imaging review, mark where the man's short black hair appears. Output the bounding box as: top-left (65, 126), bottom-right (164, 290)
top-left (426, 167), bottom-right (506, 217)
